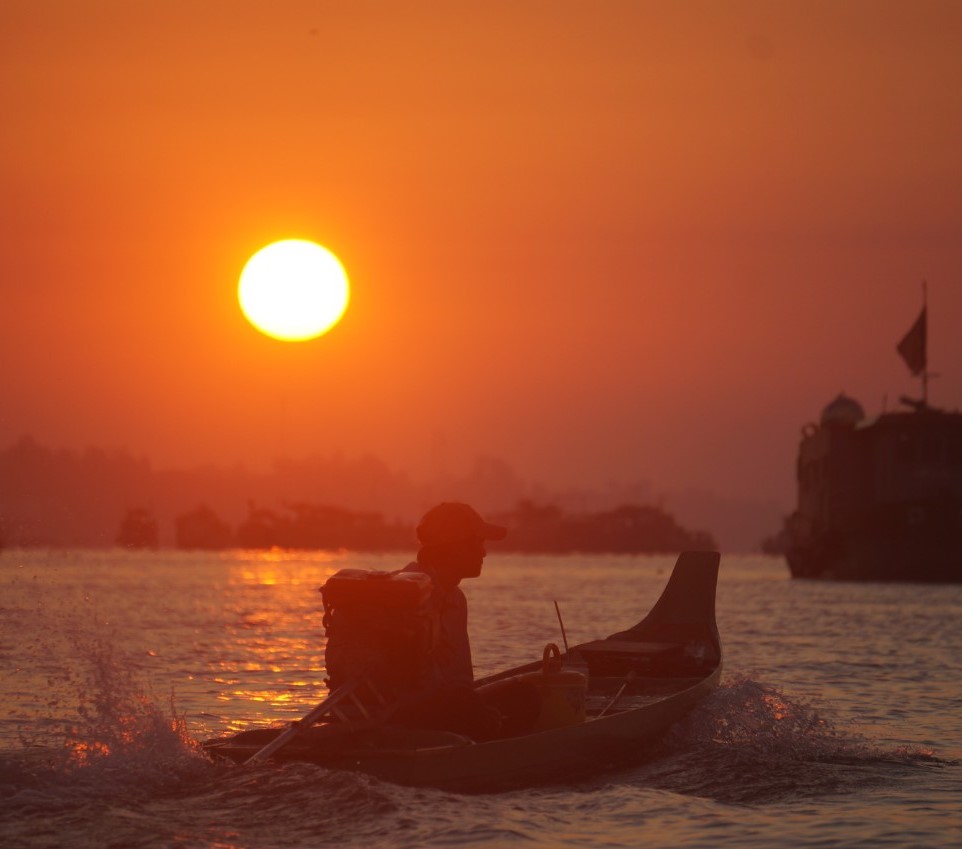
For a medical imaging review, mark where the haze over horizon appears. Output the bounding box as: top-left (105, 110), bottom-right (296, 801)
top-left (3, 2), bottom-right (961, 550)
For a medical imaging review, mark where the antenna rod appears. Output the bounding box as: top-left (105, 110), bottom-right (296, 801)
top-left (553, 600), bottom-right (569, 654)
top-left (922, 279), bottom-right (929, 406)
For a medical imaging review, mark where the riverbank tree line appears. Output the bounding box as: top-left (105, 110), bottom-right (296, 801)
top-left (113, 499), bottom-right (715, 554)
top-left (0, 435), bottom-right (715, 553)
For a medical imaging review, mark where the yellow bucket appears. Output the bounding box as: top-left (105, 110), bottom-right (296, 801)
top-left (523, 643), bottom-right (587, 731)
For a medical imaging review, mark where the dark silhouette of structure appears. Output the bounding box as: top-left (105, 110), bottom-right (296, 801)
top-left (783, 393), bottom-right (962, 582)
top-left (234, 501), bottom-right (411, 550)
top-left (784, 297), bottom-right (962, 582)
top-left (175, 504), bottom-right (233, 550)
top-left (491, 500), bottom-right (715, 554)
top-left (116, 507), bottom-right (159, 549)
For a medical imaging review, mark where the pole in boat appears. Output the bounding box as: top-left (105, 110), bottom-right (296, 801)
top-left (553, 600), bottom-right (569, 654)
top-left (596, 672), bottom-right (636, 718)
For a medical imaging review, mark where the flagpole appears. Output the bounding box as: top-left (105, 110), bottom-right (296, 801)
top-left (895, 281), bottom-right (930, 408)
top-left (922, 279), bottom-right (928, 406)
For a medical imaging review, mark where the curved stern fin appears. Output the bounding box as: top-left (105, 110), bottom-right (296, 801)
top-left (605, 550), bottom-right (720, 647)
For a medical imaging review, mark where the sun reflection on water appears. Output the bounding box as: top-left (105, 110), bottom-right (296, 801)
top-left (207, 549), bottom-right (390, 724)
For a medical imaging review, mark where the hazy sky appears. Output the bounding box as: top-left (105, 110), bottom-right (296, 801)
top-left (3, 0), bottom-right (961, 515)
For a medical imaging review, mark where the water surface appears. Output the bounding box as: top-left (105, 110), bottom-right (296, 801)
top-left (1, 550), bottom-right (958, 848)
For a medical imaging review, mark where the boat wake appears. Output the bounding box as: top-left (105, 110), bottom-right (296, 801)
top-left (607, 675), bottom-right (949, 804)
top-left (0, 630), bottom-right (411, 849)
top-left (1, 636), bottom-right (210, 818)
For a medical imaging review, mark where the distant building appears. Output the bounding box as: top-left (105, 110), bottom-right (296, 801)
top-left (175, 504), bottom-right (233, 550)
top-left (116, 508), bottom-right (159, 549)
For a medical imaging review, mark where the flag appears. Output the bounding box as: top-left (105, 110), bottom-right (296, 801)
top-left (897, 307), bottom-right (927, 376)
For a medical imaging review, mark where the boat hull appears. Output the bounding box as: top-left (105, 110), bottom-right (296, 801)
top-left (786, 519), bottom-right (962, 583)
top-left (784, 405), bottom-right (962, 584)
top-left (204, 551), bottom-right (722, 790)
top-left (206, 667), bottom-right (719, 791)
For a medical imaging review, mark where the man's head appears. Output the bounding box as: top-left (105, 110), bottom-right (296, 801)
top-left (416, 502), bottom-right (507, 583)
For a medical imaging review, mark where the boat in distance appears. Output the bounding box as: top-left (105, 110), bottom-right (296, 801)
top-left (203, 550), bottom-right (722, 792)
top-left (783, 298), bottom-right (962, 583)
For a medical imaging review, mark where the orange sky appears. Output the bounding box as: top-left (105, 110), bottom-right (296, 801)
top-left (3, 1), bottom-right (962, 536)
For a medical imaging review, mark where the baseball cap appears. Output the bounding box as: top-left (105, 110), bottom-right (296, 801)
top-left (416, 502), bottom-right (507, 545)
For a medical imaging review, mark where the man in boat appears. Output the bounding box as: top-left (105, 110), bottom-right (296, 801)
top-left (393, 502), bottom-right (540, 740)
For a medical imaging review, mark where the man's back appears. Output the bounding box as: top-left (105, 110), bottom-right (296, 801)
top-left (402, 561), bottom-right (473, 689)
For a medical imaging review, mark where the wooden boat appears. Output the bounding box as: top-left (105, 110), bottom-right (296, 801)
top-left (203, 550), bottom-right (721, 791)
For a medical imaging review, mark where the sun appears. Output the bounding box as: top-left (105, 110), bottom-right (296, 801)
top-left (238, 240), bottom-right (350, 341)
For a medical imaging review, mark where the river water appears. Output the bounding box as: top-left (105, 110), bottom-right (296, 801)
top-left (1, 549), bottom-right (959, 848)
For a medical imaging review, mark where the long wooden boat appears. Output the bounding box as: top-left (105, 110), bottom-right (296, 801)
top-left (203, 550), bottom-right (721, 792)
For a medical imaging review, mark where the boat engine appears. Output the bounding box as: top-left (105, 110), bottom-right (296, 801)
top-left (320, 569), bottom-right (439, 702)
